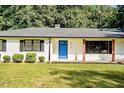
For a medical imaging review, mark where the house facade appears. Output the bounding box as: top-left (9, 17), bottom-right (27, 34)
top-left (0, 28), bottom-right (124, 63)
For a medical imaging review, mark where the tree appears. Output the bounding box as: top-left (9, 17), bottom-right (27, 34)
top-left (33, 5), bottom-right (57, 27)
top-left (116, 5), bottom-right (124, 28)
top-left (0, 6), bottom-right (44, 30)
top-left (0, 5), bottom-right (118, 30)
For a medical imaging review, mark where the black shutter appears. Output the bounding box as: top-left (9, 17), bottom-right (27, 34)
top-left (40, 40), bottom-right (44, 52)
top-left (20, 40), bottom-right (24, 51)
top-left (2, 40), bottom-right (6, 51)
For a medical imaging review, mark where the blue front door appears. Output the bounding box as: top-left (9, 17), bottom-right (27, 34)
top-left (59, 40), bottom-right (68, 59)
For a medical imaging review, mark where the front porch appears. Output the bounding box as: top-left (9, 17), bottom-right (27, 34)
top-left (50, 38), bottom-right (124, 63)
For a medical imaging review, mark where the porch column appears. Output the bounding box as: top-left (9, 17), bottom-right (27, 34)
top-left (83, 39), bottom-right (86, 63)
top-left (112, 39), bottom-right (115, 63)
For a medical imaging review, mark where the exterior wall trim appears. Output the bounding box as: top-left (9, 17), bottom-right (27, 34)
top-left (83, 39), bottom-right (85, 63)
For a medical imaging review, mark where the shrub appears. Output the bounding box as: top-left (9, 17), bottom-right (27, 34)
top-left (38, 56), bottom-right (45, 62)
top-left (3, 55), bottom-right (11, 63)
top-left (12, 54), bottom-right (24, 63)
top-left (25, 53), bottom-right (36, 63)
top-left (44, 61), bottom-right (49, 64)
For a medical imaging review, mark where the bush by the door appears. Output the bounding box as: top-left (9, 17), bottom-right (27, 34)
top-left (25, 53), bottom-right (36, 63)
top-left (3, 55), bottom-right (11, 63)
top-left (38, 56), bottom-right (45, 62)
top-left (12, 54), bottom-right (24, 63)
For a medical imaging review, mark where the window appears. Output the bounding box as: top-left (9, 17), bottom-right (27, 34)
top-left (20, 40), bottom-right (44, 51)
top-left (25, 40), bottom-right (32, 51)
top-left (0, 40), bottom-right (6, 51)
top-left (86, 41), bottom-right (112, 54)
top-left (33, 40), bottom-right (41, 51)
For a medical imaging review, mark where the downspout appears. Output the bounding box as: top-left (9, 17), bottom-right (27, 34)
top-left (48, 37), bottom-right (51, 62)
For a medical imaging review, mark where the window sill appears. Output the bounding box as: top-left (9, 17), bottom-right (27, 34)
top-left (20, 51), bottom-right (44, 52)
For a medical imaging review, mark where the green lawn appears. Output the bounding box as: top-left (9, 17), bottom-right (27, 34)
top-left (0, 63), bottom-right (124, 88)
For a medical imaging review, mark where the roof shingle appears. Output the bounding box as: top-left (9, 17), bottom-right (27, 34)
top-left (0, 28), bottom-right (124, 38)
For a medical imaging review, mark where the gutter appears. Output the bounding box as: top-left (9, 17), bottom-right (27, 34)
top-left (48, 37), bottom-right (51, 62)
top-left (0, 36), bottom-right (124, 38)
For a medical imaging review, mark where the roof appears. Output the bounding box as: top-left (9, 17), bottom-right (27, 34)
top-left (0, 28), bottom-right (124, 38)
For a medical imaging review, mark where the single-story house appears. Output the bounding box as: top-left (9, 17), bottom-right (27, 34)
top-left (0, 27), bottom-right (124, 63)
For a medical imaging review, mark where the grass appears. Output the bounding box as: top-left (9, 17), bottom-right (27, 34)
top-left (0, 63), bottom-right (124, 88)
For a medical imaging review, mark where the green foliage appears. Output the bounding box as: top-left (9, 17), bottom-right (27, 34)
top-left (0, 5), bottom-right (118, 30)
top-left (116, 5), bottom-right (124, 28)
top-left (3, 55), bottom-right (11, 63)
top-left (12, 54), bottom-right (24, 63)
top-left (43, 61), bottom-right (49, 64)
top-left (25, 53), bottom-right (36, 63)
top-left (38, 56), bottom-right (45, 62)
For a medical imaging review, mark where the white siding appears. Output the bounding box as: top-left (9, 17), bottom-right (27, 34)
top-left (0, 38), bottom-right (49, 62)
top-left (51, 38), bottom-right (124, 63)
top-left (51, 38), bottom-right (83, 62)
top-left (115, 39), bottom-right (124, 62)
top-left (85, 54), bottom-right (112, 62)
top-left (0, 37), bottom-right (124, 63)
